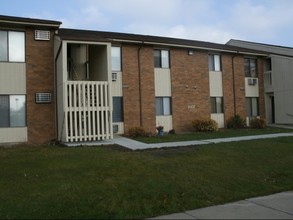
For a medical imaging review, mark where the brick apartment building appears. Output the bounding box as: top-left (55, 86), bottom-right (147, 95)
top-left (0, 15), bottom-right (267, 145)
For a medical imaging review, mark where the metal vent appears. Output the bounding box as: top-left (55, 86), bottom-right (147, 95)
top-left (248, 78), bottom-right (257, 85)
top-left (36, 93), bottom-right (52, 103)
top-left (35, 30), bottom-right (50, 41)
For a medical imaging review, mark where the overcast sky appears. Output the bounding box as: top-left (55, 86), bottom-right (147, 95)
top-left (1, 0), bottom-right (293, 47)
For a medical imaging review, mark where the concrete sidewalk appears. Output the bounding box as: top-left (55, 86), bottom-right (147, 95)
top-left (110, 132), bottom-right (293, 150)
top-left (151, 191), bottom-right (293, 219)
top-left (65, 132), bottom-right (293, 150)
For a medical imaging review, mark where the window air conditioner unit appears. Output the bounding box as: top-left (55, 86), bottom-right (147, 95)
top-left (112, 72), bottom-right (118, 81)
top-left (248, 78), bottom-right (257, 85)
top-left (35, 30), bottom-right (50, 41)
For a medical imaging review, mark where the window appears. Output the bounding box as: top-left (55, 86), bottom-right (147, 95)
top-left (208, 54), bottom-right (221, 71)
top-left (0, 31), bottom-right (25, 62)
top-left (0, 95), bottom-right (26, 127)
top-left (246, 97), bottom-right (259, 117)
top-left (244, 58), bottom-right (258, 77)
top-left (211, 97), bottom-right (224, 113)
top-left (111, 46), bottom-right (121, 71)
top-left (113, 97), bottom-right (123, 122)
top-left (156, 97), bottom-right (172, 116)
top-left (264, 58), bottom-right (272, 72)
top-left (154, 49), bottom-right (169, 68)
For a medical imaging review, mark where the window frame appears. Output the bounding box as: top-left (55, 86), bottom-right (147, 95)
top-left (246, 97), bottom-right (259, 117)
top-left (111, 46), bottom-right (122, 72)
top-left (244, 58), bottom-right (258, 77)
top-left (154, 49), bottom-right (170, 68)
top-left (0, 30), bottom-right (25, 63)
top-left (208, 54), bottom-right (221, 71)
top-left (156, 97), bottom-right (172, 116)
top-left (0, 95), bottom-right (26, 127)
top-left (210, 97), bottom-right (224, 114)
top-left (112, 96), bottom-right (123, 122)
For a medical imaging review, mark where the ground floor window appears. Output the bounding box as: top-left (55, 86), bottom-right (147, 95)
top-left (156, 97), bottom-right (172, 116)
top-left (0, 95), bottom-right (26, 127)
top-left (211, 97), bottom-right (224, 113)
top-left (246, 97), bottom-right (259, 117)
top-left (113, 97), bottom-right (123, 122)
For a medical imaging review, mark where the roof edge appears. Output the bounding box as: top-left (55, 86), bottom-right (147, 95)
top-left (0, 15), bottom-right (62, 28)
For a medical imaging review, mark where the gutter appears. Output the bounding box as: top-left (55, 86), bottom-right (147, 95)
top-left (112, 38), bottom-right (268, 56)
top-left (138, 43), bottom-right (143, 127)
top-left (54, 38), bottom-right (63, 142)
top-left (0, 19), bottom-right (61, 28)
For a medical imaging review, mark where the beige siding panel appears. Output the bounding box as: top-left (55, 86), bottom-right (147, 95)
top-left (245, 78), bottom-right (259, 97)
top-left (0, 127), bottom-right (27, 143)
top-left (211, 113), bottom-right (224, 128)
top-left (0, 63), bottom-right (26, 94)
top-left (111, 71), bottom-right (123, 96)
top-left (155, 68), bottom-right (171, 96)
top-left (156, 115), bottom-right (173, 132)
top-left (271, 55), bottom-right (293, 124)
top-left (209, 71), bottom-right (223, 96)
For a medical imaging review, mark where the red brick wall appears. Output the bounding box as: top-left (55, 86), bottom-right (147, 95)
top-left (26, 28), bottom-right (56, 144)
top-left (122, 44), bottom-right (156, 133)
top-left (222, 54), bottom-right (246, 121)
top-left (171, 48), bottom-right (210, 131)
top-left (121, 44), bottom-right (266, 134)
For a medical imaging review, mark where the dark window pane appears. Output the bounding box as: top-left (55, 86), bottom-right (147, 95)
top-left (208, 55), bottom-right (214, 71)
top-left (154, 50), bottom-right (161, 68)
top-left (0, 96), bottom-right (9, 127)
top-left (244, 58), bottom-right (250, 77)
top-left (156, 97), bottom-right (163, 115)
top-left (246, 97), bottom-right (259, 117)
top-left (113, 97), bottom-right (123, 122)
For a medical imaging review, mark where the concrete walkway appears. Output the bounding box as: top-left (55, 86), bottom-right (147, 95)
top-left (151, 191), bottom-right (293, 219)
top-left (109, 132), bottom-right (293, 150)
top-left (65, 132), bottom-right (293, 150)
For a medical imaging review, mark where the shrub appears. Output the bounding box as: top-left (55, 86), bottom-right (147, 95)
top-left (250, 118), bottom-right (266, 129)
top-left (226, 115), bottom-right (246, 129)
top-left (169, 129), bottom-right (176, 135)
top-left (192, 119), bottom-right (218, 132)
top-left (127, 127), bottom-right (147, 138)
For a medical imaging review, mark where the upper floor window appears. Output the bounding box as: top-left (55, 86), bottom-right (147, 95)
top-left (0, 31), bottom-right (25, 62)
top-left (244, 58), bottom-right (258, 77)
top-left (264, 58), bottom-right (272, 72)
top-left (154, 49), bottom-right (169, 68)
top-left (111, 46), bottom-right (121, 71)
top-left (208, 54), bottom-right (221, 71)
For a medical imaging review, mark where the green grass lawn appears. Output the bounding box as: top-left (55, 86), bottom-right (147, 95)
top-left (134, 127), bottom-right (293, 143)
top-left (1, 137), bottom-right (293, 219)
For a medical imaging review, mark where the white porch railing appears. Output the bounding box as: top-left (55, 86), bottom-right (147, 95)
top-left (64, 81), bottom-right (112, 142)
